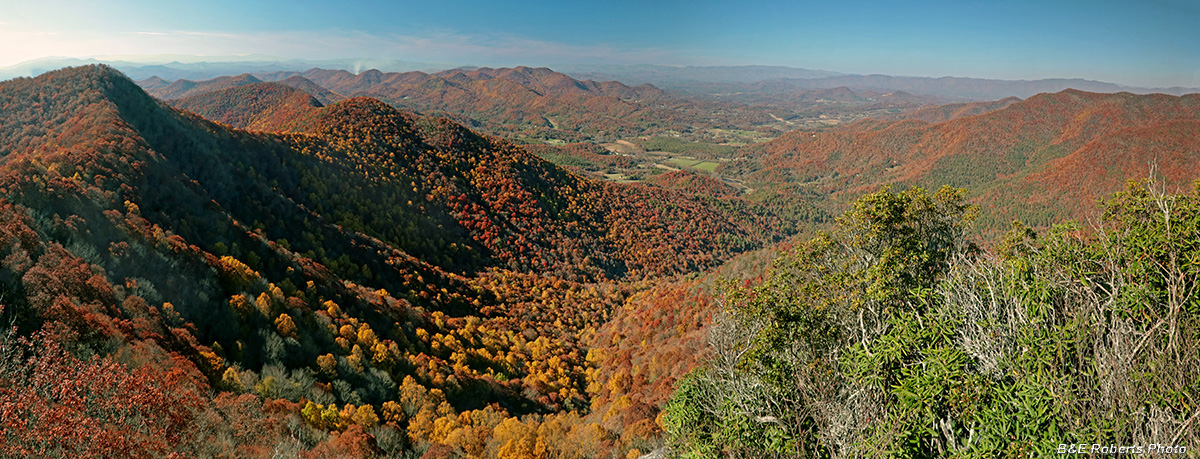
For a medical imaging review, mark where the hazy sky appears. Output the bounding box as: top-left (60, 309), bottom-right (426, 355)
top-left (2, 0), bottom-right (1197, 87)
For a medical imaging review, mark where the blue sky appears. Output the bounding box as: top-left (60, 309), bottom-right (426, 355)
top-left (2, 0), bottom-right (1197, 87)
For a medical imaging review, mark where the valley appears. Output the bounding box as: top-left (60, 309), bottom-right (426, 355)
top-left (147, 69), bottom-right (989, 219)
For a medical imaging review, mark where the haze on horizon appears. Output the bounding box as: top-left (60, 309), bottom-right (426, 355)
top-left (2, 0), bottom-right (1198, 88)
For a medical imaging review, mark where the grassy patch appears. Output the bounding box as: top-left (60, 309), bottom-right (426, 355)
top-left (641, 136), bottom-right (737, 157)
top-left (667, 158), bottom-right (721, 172)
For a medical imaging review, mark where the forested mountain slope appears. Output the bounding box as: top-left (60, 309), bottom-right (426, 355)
top-left (731, 89), bottom-right (1200, 230)
top-left (141, 66), bottom-right (779, 142)
top-left (0, 65), bottom-right (809, 457)
top-left (167, 81), bottom-right (326, 132)
top-left (144, 72), bottom-right (265, 100)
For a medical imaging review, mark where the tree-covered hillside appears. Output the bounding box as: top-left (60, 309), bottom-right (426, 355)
top-left (3, 64), bottom-right (1198, 459)
top-left (730, 90), bottom-right (1200, 234)
top-left (664, 181), bottom-right (1200, 457)
top-left (0, 65), bottom-right (812, 458)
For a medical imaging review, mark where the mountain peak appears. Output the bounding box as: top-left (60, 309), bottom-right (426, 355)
top-left (229, 73), bottom-right (262, 84)
top-left (276, 75), bottom-right (345, 105)
top-left (359, 68), bottom-right (384, 84)
top-left (168, 82), bottom-right (323, 132)
top-left (36, 63), bottom-right (128, 85)
top-left (4, 64), bottom-right (156, 117)
top-left (137, 75), bottom-right (170, 90)
top-left (144, 73), bottom-right (264, 100)
top-left (312, 96), bottom-right (417, 139)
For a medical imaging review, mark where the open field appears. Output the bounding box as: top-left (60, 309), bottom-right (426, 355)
top-left (666, 157), bottom-right (720, 172)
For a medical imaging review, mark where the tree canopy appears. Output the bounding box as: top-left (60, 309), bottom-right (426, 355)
top-left (664, 180), bottom-right (1200, 458)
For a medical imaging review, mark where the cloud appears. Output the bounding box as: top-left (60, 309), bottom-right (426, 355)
top-left (432, 33), bottom-right (681, 65)
top-left (0, 27), bottom-right (688, 68)
top-left (255, 29), bottom-right (684, 66)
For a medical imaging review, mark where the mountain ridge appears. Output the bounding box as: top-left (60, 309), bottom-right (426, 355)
top-left (763, 74), bottom-right (1198, 100)
top-left (5, 59), bottom-right (1200, 458)
top-left (167, 81), bottom-right (326, 132)
top-left (732, 89), bottom-right (1200, 230)
top-left (10, 56), bottom-right (1195, 101)
top-left (0, 64), bottom-right (811, 456)
top-left (147, 73), bottom-right (264, 100)
top-left (139, 66), bottom-right (776, 142)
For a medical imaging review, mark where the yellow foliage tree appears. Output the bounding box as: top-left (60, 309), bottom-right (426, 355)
top-left (316, 353), bottom-right (337, 377)
top-left (229, 294), bottom-right (253, 318)
top-left (352, 405), bottom-right (380, 429)
top-left (345, 347), bottom-right (365, 374)
top-left (274, 313), bottom-right (298, 339)
top-left (339, 324), bottom-right (357, 341)
top-left (324, 300), bottom-right (342, 317)
top-left (380, 400), bottom-right (405, 424)
top-left (371, 341), bottom-right (395, 369)
top-left (256, 292), bottom-right (273, 317)
top-left (406, 407), bottom-right (437, 445)
top-left (301, 401), bottom-right (324, 428)
top-left (221, 367), bottom-right (243, 392)
top-left (219, 255), bottom-right (258, 289)
top-left (444, 425), bottom-right (489, 457)
top-left (357, 326), bottom-right (378, 348)
top-left (493, 417), bottom-right (548, 459)
top-left (431, 416), bottom-right (461, 443)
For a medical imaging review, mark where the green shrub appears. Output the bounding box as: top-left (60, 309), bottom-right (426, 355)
top-left (664, 180), bottom-right (1200, 458)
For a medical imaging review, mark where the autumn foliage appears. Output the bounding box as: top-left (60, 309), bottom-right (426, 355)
top-left (0, 65), bottom-right (798, 458)
top-left (8, 63), bottom-right (1196, 458)
top-left (733, 89), bottom-right (1200, 235)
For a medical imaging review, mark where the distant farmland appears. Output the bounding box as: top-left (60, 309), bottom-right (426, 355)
top-left (667, 157), bottom-right (720, 172)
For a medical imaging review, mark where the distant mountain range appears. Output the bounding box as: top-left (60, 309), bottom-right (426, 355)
top-left (737, 74), bottom-right (1200, 100)
top-left (143, 66), bottom-right (1137, 144)
top-left (5, 56), bottom-right (1196, 103)
top-left (129, 65), bottom-right (1200, 231)
top-left (553, 63), bottom-right (846, 84)
top-left (139, 73), bottom-right (265, 100)
top-left (139, 73), bottom-right (345, 106)
top-left (553, 64), bottom-right (1198, 100)
top-left (138, 66), bottom-right (780, 142)
top-left (730, 89), bottom-right (1200, 231)
top-left (0, 56), bottom-right (453, 82)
